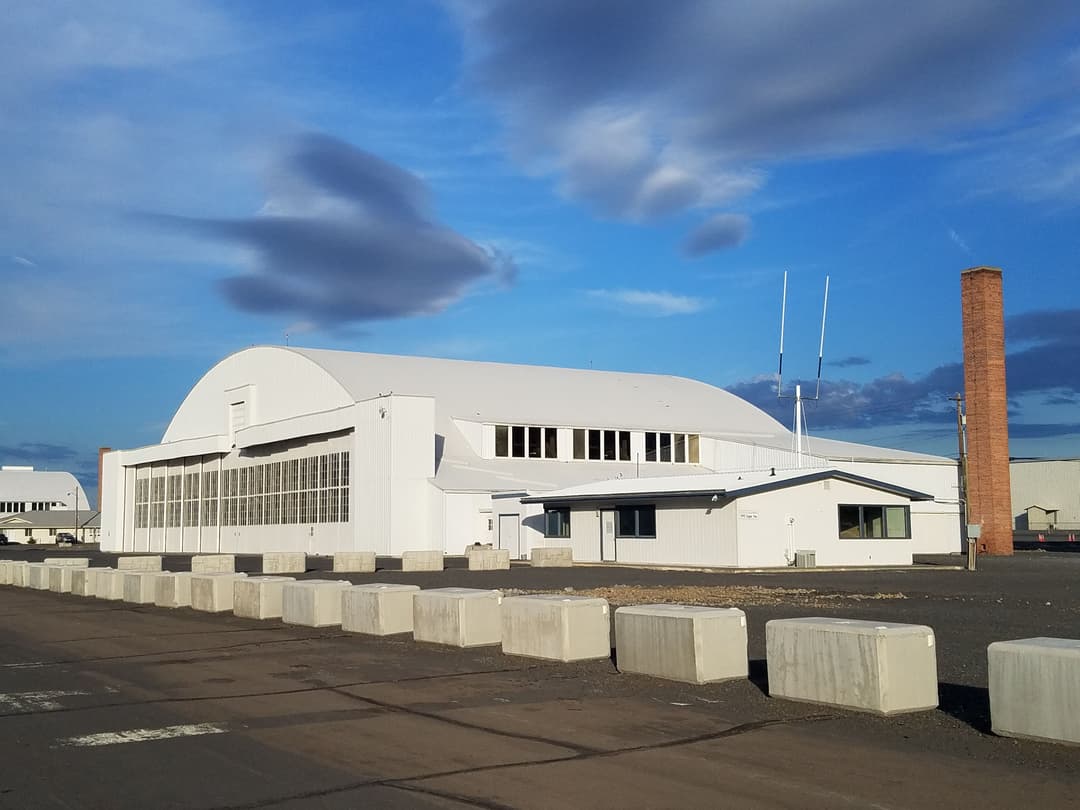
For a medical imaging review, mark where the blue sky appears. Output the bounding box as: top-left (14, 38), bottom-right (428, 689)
top-left (3, 0), bottom-right (1079, 500)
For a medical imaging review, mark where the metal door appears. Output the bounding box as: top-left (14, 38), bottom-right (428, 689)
top-left (498, 514), bottom-right (521, 559)
top-left (601, 509), bottom-right (616, 561)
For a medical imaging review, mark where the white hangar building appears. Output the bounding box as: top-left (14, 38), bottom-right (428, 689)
top-left (100, 346), bottom-right (962, 566)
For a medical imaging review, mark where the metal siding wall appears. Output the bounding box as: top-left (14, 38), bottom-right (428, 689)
top-left (613, 497), bottom-right (736, 567)
top-left (1010, 461), bottom-right (1080, 528)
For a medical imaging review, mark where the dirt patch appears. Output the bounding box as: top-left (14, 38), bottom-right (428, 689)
top-left (507, 584), bottom-right (907, 608)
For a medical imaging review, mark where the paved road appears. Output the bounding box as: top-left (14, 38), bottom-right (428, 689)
top-left (1, 551), bottom-right (1079, 808)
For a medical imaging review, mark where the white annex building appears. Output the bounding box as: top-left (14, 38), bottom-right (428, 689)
top-left (100, 346), bottom-right (962, 567)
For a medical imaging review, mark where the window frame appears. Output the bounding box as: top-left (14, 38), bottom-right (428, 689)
top-left (544, 507), bottom-right (571, 538)
top-left (616, 505), bottom-right (657, 539)
top-left (837, 504), bottom-right (911, 539)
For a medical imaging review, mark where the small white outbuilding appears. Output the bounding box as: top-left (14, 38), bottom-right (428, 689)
top-left (99, 346), bottom-right (961, 565)
top-left (513, 468), bottom-right (932, 568)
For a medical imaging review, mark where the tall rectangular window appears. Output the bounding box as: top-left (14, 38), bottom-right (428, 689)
top-left (544, 427), bottom-right (558, 459)
top-left (573, 429), bottom-right (586, 460)
top-left (528, 426), bottom-right (542, 458)
top-left (512, 425), bottom-right (526, 458)
top-left (688, 434), bottom-right (700, 464)
top-left (588, 429), bottom-right (602, 460)
top-left (618, 431), bottom-right (631, 461)
top-left (603, 429), bottom-right (616, 460)
top-left (674, 434), bottom-right (686, 463)
top-left (544, 508), bottom-right (571, 538)
top-left (645, 432), bottom-right (657, 461)
top-left (495, 425), bottom-right (509, 457)
top-left (659, 433), bottom-right (672, 462)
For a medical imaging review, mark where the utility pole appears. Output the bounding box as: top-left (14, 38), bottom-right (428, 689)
top-left (950, 393), bottom-right (973, 569)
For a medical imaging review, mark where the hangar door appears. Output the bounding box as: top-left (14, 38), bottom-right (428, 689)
top-left (498, 514), bottom-right (522, 559)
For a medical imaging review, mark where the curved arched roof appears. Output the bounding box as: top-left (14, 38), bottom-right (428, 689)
top-left (164, 345), bottom-right (788, 443)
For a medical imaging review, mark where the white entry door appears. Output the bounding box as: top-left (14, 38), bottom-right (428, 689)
top-left (498, 514), bottom-right (521, 559)
top-left (601, 509), bottom-right (616, 561)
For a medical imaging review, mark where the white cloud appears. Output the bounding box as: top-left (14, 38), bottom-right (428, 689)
top-left (587, 288), bottom-right (710, 317)
top-left (948, 228), bottom-right (972, 254)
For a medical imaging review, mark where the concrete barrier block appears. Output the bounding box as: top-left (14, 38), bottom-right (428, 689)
top-left (413, 588), bottom-right (502, 648)
top-left (0, 560), bottom-right (13, 585)
top-left (468, 549), bottom-right (511, 571)
top-left (191, 554), bottom-right (236, 573)
top-left (70, 568), bottom-right (104, 597)
top-left (342, 583), bottom-right (420, 636)
top-left (615, 604), bottom-right (748, 684)
top-left (117, 556), bottom-right (163, 572)
top-left (281, 580), bottom-right (351, 627)
top-left (43, 557), bottom-right (91, 567)
top-left (10, 561), bottom-right (30, 588)
top-left (261, 552), bottom-right (306, 574)
top-left (501, 595), bottom-right (610, 662)
top-left (95, 569), bottom-right (126, 600)
top-left (27, 563), bottom-right (51, 590)
top-left (154, 572), bottom-right (195, 608)
top-left (233, 576), bottom-right (296, 620)
top-left (765, 617), bottom-right (938, 715)
top-left (529, 547), bottom-right (573, 567)
top-left (49, 566), bottom-right (77, 593)
top-left (190, 573), bottom-right (248, 613)
top-left (332, 552), bottom-right (376, 573)
top-left (989, 637), bottom-right (1080, 745)
top-left (401, 550), bottom-right (444, 572)
top-left (123, 572), bottom-right (160, 604)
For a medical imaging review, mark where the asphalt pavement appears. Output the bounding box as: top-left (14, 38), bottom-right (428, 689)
top-left (0, 548), bottom-right (1078, 808)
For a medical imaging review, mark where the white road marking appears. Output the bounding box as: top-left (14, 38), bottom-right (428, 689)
top-left (58, 723), bottom-right (227, 748)
top-left (0, 689), bottom-right (88, 712)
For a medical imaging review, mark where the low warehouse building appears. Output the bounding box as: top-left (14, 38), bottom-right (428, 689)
top-left (99, 346), bottom-right (961, 565)
top-left (512, 469), bottom-right (931, 568)
top-left (1010, 459), bottom-right (1080, 532)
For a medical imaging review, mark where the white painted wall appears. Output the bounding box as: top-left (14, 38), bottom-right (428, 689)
top-left (735, 479), bottom-right (913, 567)
top-left (832, 460), bottom-right (961, 554)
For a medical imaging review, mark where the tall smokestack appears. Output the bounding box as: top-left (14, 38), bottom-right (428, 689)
top-left (960, 267), bottom-right (1012, 556)
top-left (97, 447), bottom-right (111, 512)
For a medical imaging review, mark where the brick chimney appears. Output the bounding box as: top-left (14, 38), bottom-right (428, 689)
top-left (97, 447), bottom-right (111, 512)
top-left (960, 267), bottom-right (1012, 555)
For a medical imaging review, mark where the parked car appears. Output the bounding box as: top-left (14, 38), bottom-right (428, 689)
top-left (0, 532), bottom-right (7, 545)
top-left (55, 532), bottom-right (79, 545)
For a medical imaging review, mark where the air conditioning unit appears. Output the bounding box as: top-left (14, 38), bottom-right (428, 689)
top-left (795, 549), bottom-right (817, 568)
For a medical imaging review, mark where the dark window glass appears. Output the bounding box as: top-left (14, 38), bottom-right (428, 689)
top-left (544, 508), bottom-right (571, 538)
top-left (619, 431), bottom-right (631, 461)
top-left (616, 505), bottom-right (656, 538)
top-left (862, 506), bottom-right (885, 538)
top-left (588, 429), bottom-right (602, 460)
top-left (512, 425), bottom-right (525, 458)
top-left (659, 432), bottom-right (672, 462)
top-left (645, 432), bottom-right (657, 461)
top-left (838, 505), bottom-right (861, 538)
top-left (674, 434), bottom-right (686, 463)
top-left (573, 429), bottom-right (586, 460)
top-left (603, 430), bottom-right (616, 460)
top-left (545, 428), bottom-right (558, 459)
top-left (528, 426), bottom-right (542, 458)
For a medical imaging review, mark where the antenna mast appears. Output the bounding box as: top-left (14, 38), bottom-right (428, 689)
top-left (776, 273), bottom-right (831, 466)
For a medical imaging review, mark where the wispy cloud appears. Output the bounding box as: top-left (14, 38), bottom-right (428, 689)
top-left (948, 228), bottom-right (972, 254)
top-left (156, 133), bottom-right (517, 328)
top-left (8, 255), bottom-right (35, 268)
top-left (587, 288), bottom-right (710, 317)
top-left (829, 355), bottom-right (872, 368)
